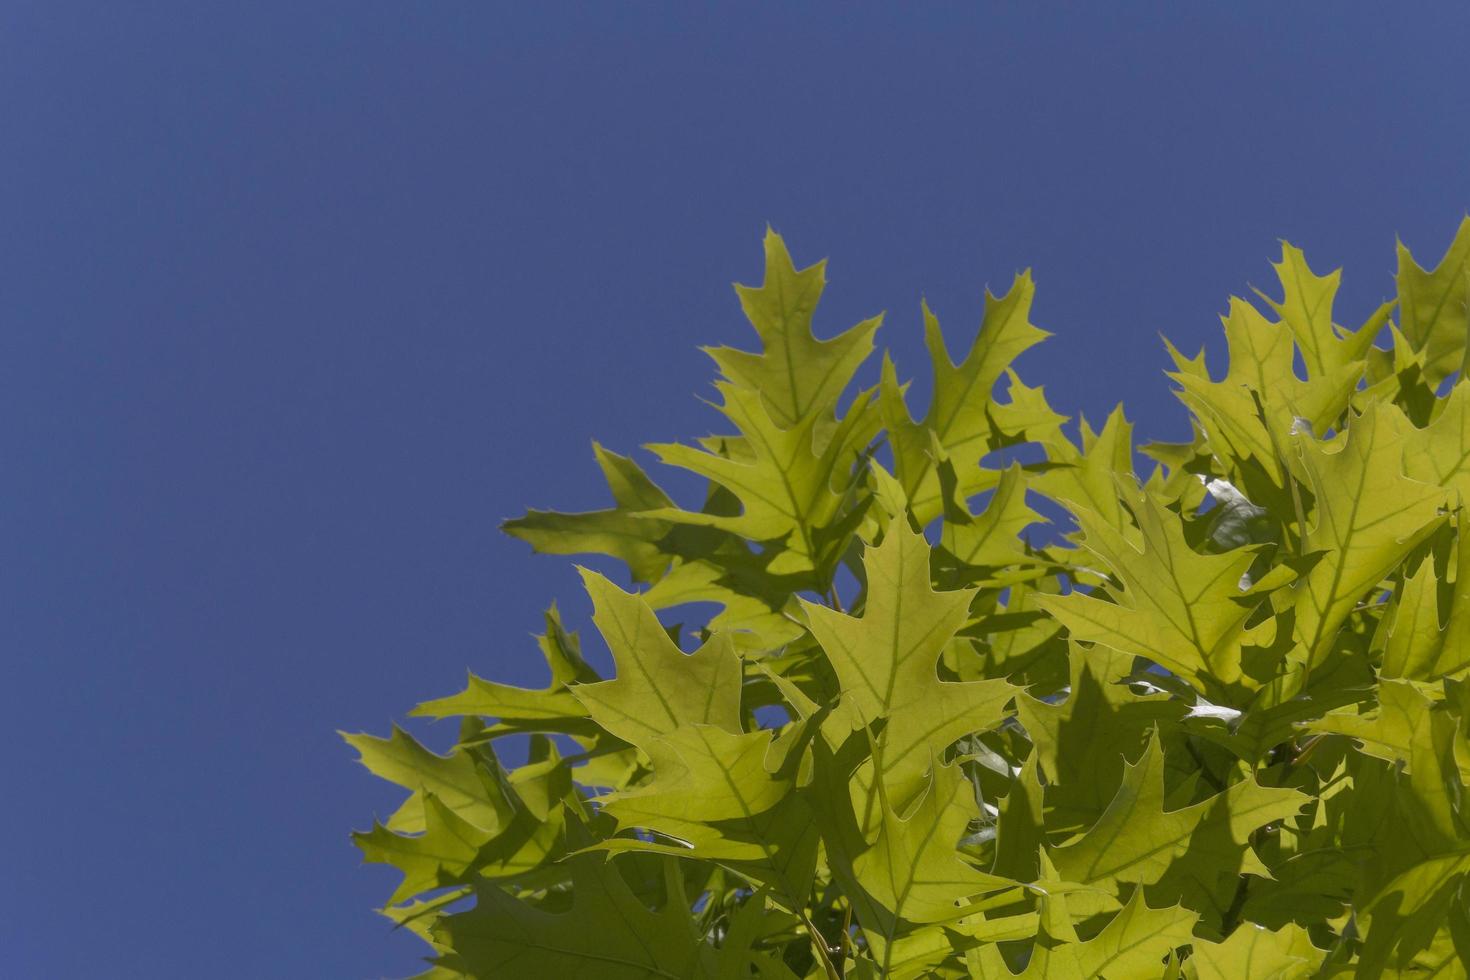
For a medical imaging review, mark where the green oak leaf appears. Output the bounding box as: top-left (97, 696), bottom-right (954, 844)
top-left (1402, 382), bottom-right (1470, 503)
top-left (851, 761), bottom-right (1016, 929)
top-left (1165, 247), bottom-right (1378, 512)
top-left (968, 887), bottom-right (1197, 980)
top-left (704, 227), bottom-right (882, 432)
top-left (1187, 922), bottom-right (1322, 980)
top-left (1395, 215), bottom-right (1470, 388)
top-left (1034, 406), bottom-right (1137, 533)
top-left (1049, 728), bottom-right (1307, 897)
top-left (434, 854), bottom-right (717, 979)
top-left (343, 725), bottom-right (514, 834)
top-left (502, 443), bottom-right (677, 583)
top-left (1303, 679), bottom-right (1441, 773)
top-left (569, 568), bottom-right (743, 747)
top-left (937, 461), bottom-right (1045, 575)
top-left (809, 734), bottom-right (1016, 976)
top-left (1039, 488), bottom-right (1268, 693)
top-left (1379, 532), bottom-right (1470, 682)
top-left (640, 530), bottom-right (811, 650)
top-left (351, 746), bottom-right (572, 906)
top-left (801, 519), bottom-right (1017, 804)
top-left (1016, 644), bottom-right (1183, 836)
top-left (880, 280), bottom-right (1051, 523)
top-left (1253, 242), bottom-right (1377, 380)
top-left (355, 783), bottom-right (565, 906)
top-left (597, 721), bottom-right (820, 906)
top-left (1338, 681), bottom-right (1470, 976)
top-left (411, 604), bottom-right (598, 731)
top-left (647, 380), bottom-right (877, 578)
top-left (354, 791), bottom-right (495, 905)
top-left (1289, 403), bottom-right (1449, 678)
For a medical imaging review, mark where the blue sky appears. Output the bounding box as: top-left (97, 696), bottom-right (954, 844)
top-left (3, 3), bottom-right (1467, 977)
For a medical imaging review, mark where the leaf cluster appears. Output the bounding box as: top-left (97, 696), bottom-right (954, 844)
top-left (347, 221), bottom-right (1470, 978)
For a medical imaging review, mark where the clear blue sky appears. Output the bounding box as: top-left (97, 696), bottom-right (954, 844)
top-left (3, 4), bottom-right (1467, 977)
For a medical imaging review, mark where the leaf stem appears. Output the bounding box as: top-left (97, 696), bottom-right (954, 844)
top-left (1219, 872), bottom-right (1252, 935)
top-left (800, 911), bottom-right (844, 980)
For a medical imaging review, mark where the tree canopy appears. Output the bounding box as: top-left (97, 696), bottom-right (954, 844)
top-left (348, 219), bottom-right (1470, 978)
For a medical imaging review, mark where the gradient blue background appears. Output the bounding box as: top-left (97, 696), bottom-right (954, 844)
top-left (4, 4), bottom-right (1467, 977)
